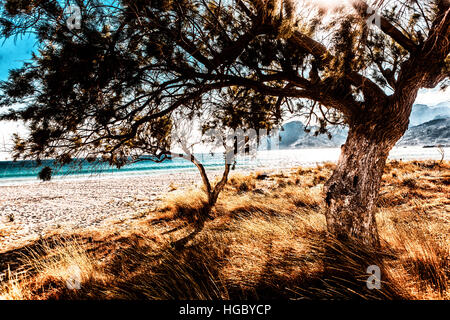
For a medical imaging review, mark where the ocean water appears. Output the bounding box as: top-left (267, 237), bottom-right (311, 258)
top-left (0, 146), bottom-right (448, 186)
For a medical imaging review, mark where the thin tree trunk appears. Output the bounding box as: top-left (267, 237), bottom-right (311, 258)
top-left (323, 123), bottom-right (402, 247)
top-left (173, 156), bottom-right (231, 249)
top-left (209, 163), bottom-right (231, 207)
top-left (180, 153), bottom-right (231, 219)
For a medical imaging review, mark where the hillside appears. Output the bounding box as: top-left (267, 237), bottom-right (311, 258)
top-left (277, 121), bottom-right (347, 149)
top-left (409, 102), bottom-right (450, 127)
top-left (398, 118), bottom-right (450, 147)
top-left (272, 103), bottom-right (450, 149)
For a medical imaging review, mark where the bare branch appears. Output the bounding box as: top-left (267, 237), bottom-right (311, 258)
top-left (353, 0), bottom-right (418, 52)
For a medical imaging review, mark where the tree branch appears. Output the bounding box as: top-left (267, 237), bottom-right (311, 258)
top-left (352, 0), bottom-right (417, 53)
top-left (289, 30), bottom-right (388, 105)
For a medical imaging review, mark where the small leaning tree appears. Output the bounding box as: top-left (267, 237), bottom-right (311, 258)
top-left (0, 0), bottom-right (448, 247)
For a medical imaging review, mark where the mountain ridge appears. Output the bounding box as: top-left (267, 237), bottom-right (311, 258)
top-left (273, 103), bottom-right (449, 149)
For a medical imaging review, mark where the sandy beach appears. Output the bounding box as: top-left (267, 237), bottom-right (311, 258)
top-left (0, 171), bottom-right (216, 252)
top-left (1, 145), bottom-right (448, 253)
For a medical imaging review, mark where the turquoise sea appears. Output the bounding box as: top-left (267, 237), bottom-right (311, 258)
top-left (0, 146), bottom-right (448, 186)
top-left (0, 153), bottom-right (226, 182)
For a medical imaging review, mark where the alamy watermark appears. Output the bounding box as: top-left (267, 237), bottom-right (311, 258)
top-left (170, 127), bottom-right (283, 169)
top-left (66, 5), bottom-right (81, 30)
top-left (66, 264), bottom-right (82, 290)
top-left (366, 265), bottom-right (381, 290)
top-left (366, 6), bottom-right (382, 29)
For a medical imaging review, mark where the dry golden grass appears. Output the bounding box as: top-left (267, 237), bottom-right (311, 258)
top-left (158, 189), bottom-right (210, 224)
top-left (1, 160), bottom-right (448, 300)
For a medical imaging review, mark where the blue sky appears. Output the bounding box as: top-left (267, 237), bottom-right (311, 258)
top-left (0, 37), bottom-right (35, 156)
top-left (0, 36), bottom-right (36, 80)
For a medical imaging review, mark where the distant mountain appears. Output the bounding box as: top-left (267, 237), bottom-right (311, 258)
top-left (397, 118), bottom-right (450, 147)
top-left (435, 101), bottom-right (450, 108)
top-left (268, 105), bottom-right (449, 149)
top-left (409, 103), bottom-right (450, 127)
top-left (263, 121), bottom-right (347, 149)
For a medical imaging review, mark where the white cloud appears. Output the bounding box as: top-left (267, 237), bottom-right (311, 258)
top-left (0, 120), bottom-right (26, 151)
top-left (415, 87), bottom-right (450, 106)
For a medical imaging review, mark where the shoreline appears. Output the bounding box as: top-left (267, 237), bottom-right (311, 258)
top-left (0, 146), bottom-right (448, 187)
top-left (0, 171), bottom-right (203, 252)
top-left (0, 148), bottom-right (448, 252)
top-left (0, 166), bottom-right (278, 252)
top-left (1, 160), bottom-right (449, 300)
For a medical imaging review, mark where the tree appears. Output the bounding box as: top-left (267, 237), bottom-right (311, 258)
top-left (169, 111), bottom-right (233, 217)
top-left (172, 97), bottom-right (274, 216)
top-left (38, 165), bottom-right (52, 181)
top-left (0, 0), bottom-right (448, 247)
top-left (169, 109), bottom-right (261, 247)
top-left (437, 144), bottom-right (445, 164)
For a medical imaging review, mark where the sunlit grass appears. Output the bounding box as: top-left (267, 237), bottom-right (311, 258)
top-left (1, 161), bottom-right (448, 300)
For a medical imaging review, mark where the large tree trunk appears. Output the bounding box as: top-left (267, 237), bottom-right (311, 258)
top-left (323, 119), bottom-right (407, 247)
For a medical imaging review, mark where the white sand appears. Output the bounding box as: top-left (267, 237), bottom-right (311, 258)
top-left (0, 171), bottom-right (214, 252)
